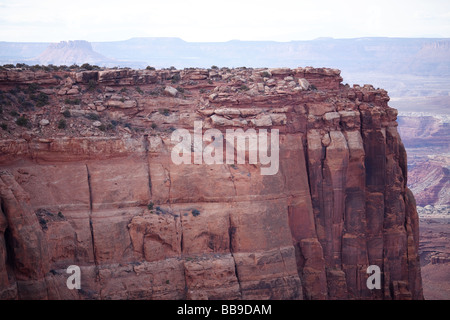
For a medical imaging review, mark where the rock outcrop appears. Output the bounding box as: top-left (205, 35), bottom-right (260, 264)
top-left (0, 66), bottom-right (423, 300)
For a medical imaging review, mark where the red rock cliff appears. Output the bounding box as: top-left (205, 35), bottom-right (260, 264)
top-left (0, 66), bottom-right (422, 299)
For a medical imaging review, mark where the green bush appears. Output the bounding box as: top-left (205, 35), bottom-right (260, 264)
top-left (81, 63), bottom-right (93, 70)
top-left (86, 113), bottom-right (100, 121)
top-left (62, 110), bottom-right (71, 118)
top-left (192, 209), bottom-right (200, 217)
top-left (171, 74), bottom-right (181, 84)
top-left (239, 84), bottom-right (250, 91)
top-left (16, 63), bottom-right (29, 69)
top-left (136, 87), bottom-right (144, 95)
top-left (35, 92), bottom-right (49, 107)
top-left (64, 98), bottom-right (81, 105)
top-left (158, 108), bottom-right (170, 116)
top-left (151, 123), bottom-right (157, 129)
top-left (16, 116), bottom-right (28, 127)
top-left (146, 66), bottom-right (155, 70)
top-left (1, 123), bottom-right (7, 130)
top-left (27, 83), bottom-right (40, 94)
top-left (147, 201), bottom-right (154, 210)
top-left (57, 119), bottom-right (66, 129)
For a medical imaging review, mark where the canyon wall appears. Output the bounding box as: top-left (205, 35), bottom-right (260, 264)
top-left (0, 66), bottom-right (422, 299)
top-left (397, 114), bottom-right (449, 207)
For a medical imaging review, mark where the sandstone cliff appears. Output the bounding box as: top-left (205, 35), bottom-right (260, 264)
top-left (0, 66), bottom-right (423, 300)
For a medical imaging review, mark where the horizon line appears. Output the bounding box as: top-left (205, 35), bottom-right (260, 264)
top-left (2, 36), bottom-right (450, 44)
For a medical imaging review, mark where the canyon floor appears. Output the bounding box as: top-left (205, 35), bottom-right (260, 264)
top-left (419, 217), bottom-right (450, 300)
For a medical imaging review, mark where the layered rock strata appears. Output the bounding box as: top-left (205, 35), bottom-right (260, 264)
top-left (0, 66), bottom-right (422, 299)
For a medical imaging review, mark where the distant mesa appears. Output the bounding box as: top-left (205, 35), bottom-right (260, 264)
top-left (34, 40), bottom-right (116, 66)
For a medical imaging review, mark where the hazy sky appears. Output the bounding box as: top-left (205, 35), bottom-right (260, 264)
top-left (0, 0), bottom-right (449, 42)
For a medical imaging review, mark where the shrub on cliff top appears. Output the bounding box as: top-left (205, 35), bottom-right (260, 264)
top-left (81, 63), bottom-right (101, 71)
top-left (176, 86), bottom-right (184, 93)
top-left (86, 113), bottom-right (100, 121)
top-left (64, 98), bottom-right (81, 105)
top-left (16, 63), bottom-right (29, 69)
top-left (57, 119), bottom-right (66, 129)
top-left (62, 110), bottom-right (71, 118)
top-left (171, 73), bottom-right (181, 84)
top-left (31, 92), bottom-right (49, 107)
top-left (16, 116), bottom-right (28, 127)
top-left (27, 83), bottom-right (40, 94)
top-left (239, 84), bottom-right (250, 91)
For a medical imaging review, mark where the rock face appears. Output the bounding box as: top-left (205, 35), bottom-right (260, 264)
top-left (0, 66), bottom-right (422, 300)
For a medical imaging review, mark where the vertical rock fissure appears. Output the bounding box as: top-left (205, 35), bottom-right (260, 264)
top-left (143, 134), bottom-right (152, 198)
top-left (303, 135), bottom-right (314, 199)
top-left (294, 244), bottom-right (308, 299)
top-left (228, 214), bottom-right (242, 297)
top-left (85, 164), bottom-right (97, 266)
top-left (179, 215), bottom-right (184, 254)
top-left (3, 226), bottom-right (14, 271)
top-left (178, 213), bottom-right (188, 299)
top-left (182, 260), bottom-right (188, 299)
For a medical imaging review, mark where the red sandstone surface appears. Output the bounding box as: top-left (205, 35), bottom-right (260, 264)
top-left (0, 66), bottom-right (422, 299)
